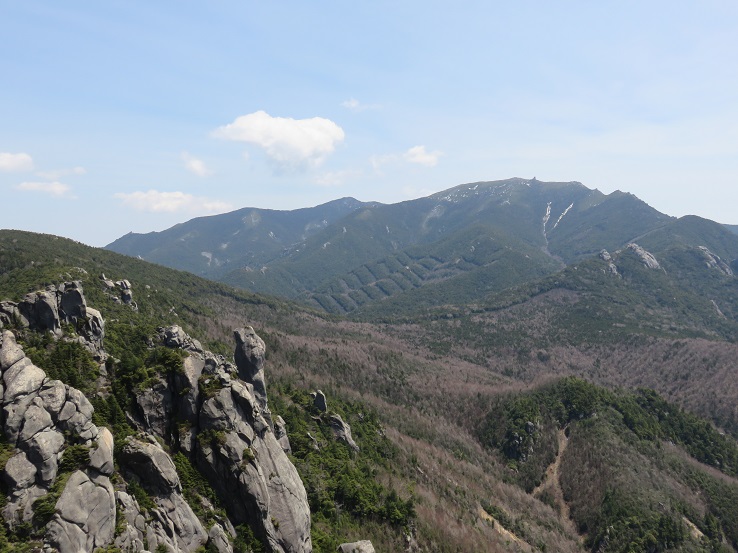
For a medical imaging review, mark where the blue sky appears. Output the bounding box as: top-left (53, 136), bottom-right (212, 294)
top-left (2, 1), bottom-right (738, 246)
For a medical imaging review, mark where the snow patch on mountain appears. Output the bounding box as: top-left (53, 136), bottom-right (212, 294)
top-left (553, 203), bottom-right (574, 230)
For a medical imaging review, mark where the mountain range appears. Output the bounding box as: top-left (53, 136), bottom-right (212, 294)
top-left (3, 177), bottom-right (738, 552)
top-left (106, 178), bottom-right (738, 318)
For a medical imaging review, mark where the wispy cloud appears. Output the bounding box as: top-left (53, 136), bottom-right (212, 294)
top-left (36, 166), bottom-right (86, 180)
top-left (370, 145), bottom-right (444, 174)
top-left (369, 153), bottom-right (396, 173)
top-left (314, 169), bottom-right (362, 187)
top-left (403, 145), bottom-right (443, 167)
top-left (113, 189), bottom-right (231, 214)
top-left (181, 152), bottom-right (211, 177)
top-left (0, 152), bottom-right (34, 172)
top-left (213, 110), bottom-right (344, 172)
top-left (341, 98), bottom-right (381, 112)
top-left (15, 181), bottom-right (71, 197)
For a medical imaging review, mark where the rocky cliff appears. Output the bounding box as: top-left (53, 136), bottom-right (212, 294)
top-left (0, 283), bottom-right (312, 553)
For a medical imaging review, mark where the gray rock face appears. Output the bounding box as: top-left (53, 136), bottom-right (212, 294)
top-left (27, 429), bottom-right (65, 484)
top-left (275, 415), bottom-right (292, 455)
top-left (0, 301), bottom-right (23, 328)
top-left (118, 436), bottom-right (208, 552)
top-left (3, 484), bottom-right (45, 530)
top-left (3, 451), bottom-right (37, 489)
top-left (46, 470), bottom-right (116, 553)
top-left (113, 491), bottom-right (148, 552)
top-left (1, 330), bottom-right (27, 371)
top-left (234, 326), bottom-right (269, 417)
top-left (176, 355), bottom-right (206, 425)
top-left (118, 337), bottom-right (313, 553)
top-left (209, 523), bottom-right (235, 553)
top-left (338, 540), bottom-right (376, 553)
top-left (197, 377), bottom-right (312, 553)
top-left (59, 282), bottom-right (105, 356)
top-left (7, 282), bottom-right (105, 357)
top-left (329, 414), bottom-right (359, 452)
top-left (147, 326), bottom-right (313, 553)
top-left (134, 377), bottom-right (173, 439)
top-left (120, 436), bottom-right (182, 493)
top-left (59, 280), bottom-right (87, 321)
top-left (116, 279), bottom-right (134, 305)
top-left (0, 330), bottom-right (113, 538)
top-left (89, 427), bottom-right (115, 476)
top-left (162, 324), bottom-right (204, 353)
top-left (148, 492), bottom-right (208, 552)
top-left (18, 289), bottom-right (61, 336)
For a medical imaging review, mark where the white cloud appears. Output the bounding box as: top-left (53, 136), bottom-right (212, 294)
top-left (369, 153), bottom-right (397, 174)
top-left (181, 152), bottom-right (210, 177)
top-left (213, 111), bottom-right (344, 171)
top-left (341, 98), bottom-right (380, 112)
top-left (36, 166), bottom-right (86, 179)
top-left (403, 145), bottom-right (443, 167)
top-left (0, 152), bottom-right (34, 172)
top-left (314, 169), bottom-right (362, 187)
top-left (370, 145), bottom-right (443, 174)
top-left (15, 181), bottom-right (71, 197)
top-left (113, 190), bottom-right (232, 214)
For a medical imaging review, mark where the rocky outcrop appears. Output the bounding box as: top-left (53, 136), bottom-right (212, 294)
top-left (625, 243), bottom-right (661, 270)
top-left (196, 344), bottom-right (311, 553)
top-left (17, 288), bottom-right (61, 336)
top-left (113, 490), bottom-right (149, 552)
top-left (132, 325), bottom-right (312, 553)
top-left (0, 282), bottom-right (105, 358)
top-left (100, 274), bottom-right (137, 308)
top-left (1, 322), bottom-right (218, 553)
top-left (698, 246), bottom-right (733, 276)
top-left (163, 324), bottom-right (204, 354)
top-left (0, 301), bottom-right (23, 328)
top-left (116, 279), bottom-right (134, 305)
top-left (118, 436), bottom-right (208, 552)
top-left (0, 330), bottom-right (116, 549)
top-left (599, 249), bottom-right (619, 276)
top-left (275, 415), bottom-right (292, 455)
top-left (2, 298), bottom-right (311, 553)
top-left (338, 540), bottom-right (375, 553)
top-left (59, 281), bottom-right (105, 355)
top-left (46, 470), bottom-right (116, 553)
top-left (234, 327), bottom-right (270, 420)
top-left (209, 523), bottom-right (235, 553)
top-left (311, 390), bottom-right (327, 413)
top-left (329, 414), bottom-right (359, 452)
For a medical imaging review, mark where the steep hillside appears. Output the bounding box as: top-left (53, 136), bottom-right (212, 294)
top-left (479, 378), bottom-right (738, 552)
top-left (214, 179), bottom-right (676, 314)
top-left (107, 197), bottom-right (368, 279)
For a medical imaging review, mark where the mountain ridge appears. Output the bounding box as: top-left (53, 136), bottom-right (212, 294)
top-left (106, 178), bottom-right (738, 318)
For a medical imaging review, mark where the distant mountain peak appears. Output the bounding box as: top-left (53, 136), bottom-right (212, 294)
top-left (105, 178), bottom-right (738, 316)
